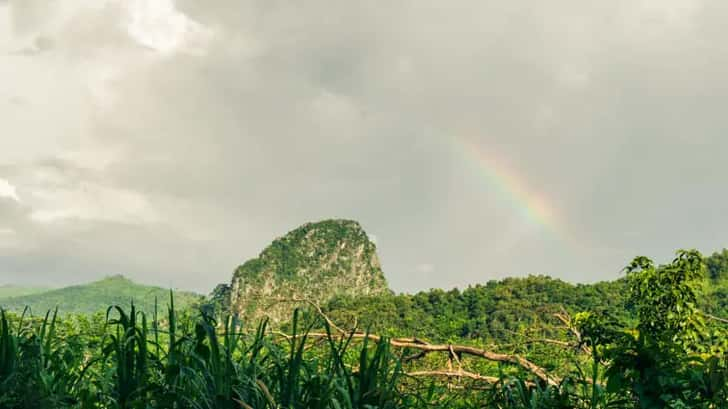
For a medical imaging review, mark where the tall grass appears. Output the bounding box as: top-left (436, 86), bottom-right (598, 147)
top-left (0, 299), bottom-right (723, 409)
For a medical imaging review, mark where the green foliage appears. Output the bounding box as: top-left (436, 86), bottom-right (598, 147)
top-left (706, 249), bottom-right (728, 281)
top-left (204, 284), bottom-right (233, 319)
top-left (625, 250), bottom-right (705, 348)
top-left (1, 249), bottom-right (727, 408)
top-left (576, 250), bottom-right (728, 408)
top-left (325, 275), bottom-right (629, 345)
top-left (0, 302), bottom-right (420, 409)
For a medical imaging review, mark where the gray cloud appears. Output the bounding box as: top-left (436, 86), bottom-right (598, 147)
top-left (2, 0), bottom-right (728, 292)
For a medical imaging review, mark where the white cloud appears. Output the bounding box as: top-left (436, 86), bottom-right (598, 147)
top-left (0, 178), bottom-right (20, 202)
top-left (126, 0), bottom-right (213, 55)
top-left (3, 0), bottom-right (728, 292)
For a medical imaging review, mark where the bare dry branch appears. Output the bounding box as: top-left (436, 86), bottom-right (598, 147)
top-left (406, 370), bottom-right (538, 388)
top-left (270, 331), bottom-right (559, 386)
top-left (407, 370), bottom-right (501, 384)
top-left (700, 311), bottom-right (728, 324)
top-left (256, 296), bottom-right (560, 386)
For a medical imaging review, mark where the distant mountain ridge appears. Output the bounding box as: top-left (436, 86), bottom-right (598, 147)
top-left (229, 219), bottom-right (390, 323)
top-left (0, 275), bottom-right (201, 315)
top-left (0, 285), bottom-right (51, 299)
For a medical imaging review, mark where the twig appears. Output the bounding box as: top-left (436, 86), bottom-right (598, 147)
top-left (700, 311), bottom-right (728, 324)
top-left (406, 370), bottom-right (536, 387)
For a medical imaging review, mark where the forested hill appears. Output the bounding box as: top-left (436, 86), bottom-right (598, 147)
top-left (0, 275), bottom-right (202, 315)
top-left (323, 249), bottom-right (728, 344)
top-left (324, 276), bottom-right (628, 343)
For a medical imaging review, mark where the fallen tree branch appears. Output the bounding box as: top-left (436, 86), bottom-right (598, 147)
top-left (700, 311), bottom-right (728, 324)
top-left (554, 307), bottom-right (591, 355)
top-left (407, 370), bottom-right (501, 384)
top-left (255, 297), bottom-right (560, 386)
top-left (270, 331), bottom-right (559, 386)
top-left (406, 370), bottom-right (539, 388)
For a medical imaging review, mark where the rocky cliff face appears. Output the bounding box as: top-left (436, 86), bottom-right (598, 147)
top-left (230, 219), bottom-right (390, 323)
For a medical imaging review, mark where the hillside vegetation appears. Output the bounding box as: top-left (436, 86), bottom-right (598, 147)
top-left (0, 275), bottom-right (201, 315)
top-left (0, 249), bottom-right (727, 408)
top-left (1, 219), bottom-right (728, 408)
top-left (219, 220), bottom-right (728, 350)
top-left (323, 250), bottom-right (728, 347)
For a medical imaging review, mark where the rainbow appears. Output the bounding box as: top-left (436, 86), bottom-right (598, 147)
top-left (454, 138), bottom-right (568, 243)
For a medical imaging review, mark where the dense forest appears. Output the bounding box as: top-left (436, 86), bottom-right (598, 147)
top-left (1, 249), bottom-right (727, 408)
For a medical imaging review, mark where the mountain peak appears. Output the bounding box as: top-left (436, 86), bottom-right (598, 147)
top-left (100, 274), bottom-right (132, 283)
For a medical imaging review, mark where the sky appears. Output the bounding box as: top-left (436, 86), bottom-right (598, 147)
top-left (1, 0), bottom-right (727, 293)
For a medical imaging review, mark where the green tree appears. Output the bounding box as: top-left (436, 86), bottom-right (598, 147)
top-left (601, 250), bottom-right (728, 408)
top-left (706, 249), bottom-right (728, 281)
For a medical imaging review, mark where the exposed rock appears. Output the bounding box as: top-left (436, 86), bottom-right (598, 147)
top-left (229, 219), bottom-right (390, 324)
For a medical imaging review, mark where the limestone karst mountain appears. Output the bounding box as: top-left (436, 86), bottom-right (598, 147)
top-left (227, 219), bottom-right (390, 323)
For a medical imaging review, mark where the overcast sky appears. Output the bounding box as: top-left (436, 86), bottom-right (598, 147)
top-left (1, 0), bottom-right (727, 293)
